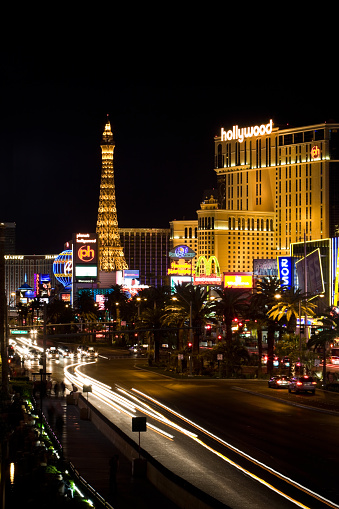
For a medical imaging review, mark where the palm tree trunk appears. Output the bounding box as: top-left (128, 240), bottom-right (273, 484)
top-left (322, 346), bottom-right (327, 385)
top-left (267, 323), bottom-right (275, 376)
top-left (257, 328), bottom-right (263, 375)
top-left (154, 331), bottom-right (160, 363)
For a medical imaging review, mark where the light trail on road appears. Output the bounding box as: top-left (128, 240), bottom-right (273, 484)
top-left (64, 361), bottom-right (339, 509)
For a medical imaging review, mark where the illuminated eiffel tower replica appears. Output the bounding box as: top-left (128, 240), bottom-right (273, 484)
top-left (96, 117), bottom-right (128, 272)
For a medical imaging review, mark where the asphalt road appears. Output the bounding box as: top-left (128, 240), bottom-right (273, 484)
top-left (24, 348), bottom-right (339, 509)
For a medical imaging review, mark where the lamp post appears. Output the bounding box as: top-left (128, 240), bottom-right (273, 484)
top-left (172, 295), bottom-right (193, 375)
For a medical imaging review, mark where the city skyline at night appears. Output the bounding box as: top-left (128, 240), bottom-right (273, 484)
top-left (1, 45), bottom-right (339, 256)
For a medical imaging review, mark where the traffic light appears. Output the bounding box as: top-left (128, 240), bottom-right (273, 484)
top-left (217, 334), bottom-right (222, 341)
top-left (187, 342), bottom-right (192, 353)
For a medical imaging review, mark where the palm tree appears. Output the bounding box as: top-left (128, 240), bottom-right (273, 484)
top-left (268, 287), bottom-right (316, 334)
top-left (138, 286), bottom-right (172, 310)
top-left (212, 287), bottom-right (248, 347)
top-left (210, 287), bottom-right (248, 377)
top-left (308, 310), bottom-right (339, 383)
top-left (161, 301), bottom-right (187, 351)
top-left (172, 284), bottom-right (214, 355)
top-left (136, 307), bottom-right (165, 363)
top-left (46, 299), bottom-right (76, 334)
top-left (105, 285), bottom-right (128, 322)
top-left (251, 277), bottom-right (284, 375)
top-left (75, 290), bottom-right (98, 339)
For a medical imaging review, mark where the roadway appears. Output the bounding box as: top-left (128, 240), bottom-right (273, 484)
top-left (18, 342), bottom-right (339, 509)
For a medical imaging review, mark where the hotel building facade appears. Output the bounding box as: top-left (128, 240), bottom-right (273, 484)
top-left (171, 120), bottom-right (339, 276)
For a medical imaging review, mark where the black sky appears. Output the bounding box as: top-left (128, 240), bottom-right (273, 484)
top-left (1, 34), bottom-right (338, 255)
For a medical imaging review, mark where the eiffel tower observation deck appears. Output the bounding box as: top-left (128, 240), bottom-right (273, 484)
top-left (96, 117), bottom-right (128, 272)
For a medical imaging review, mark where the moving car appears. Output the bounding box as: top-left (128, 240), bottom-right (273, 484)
top-left (46, 346), bottom-right (59, 360)
top-left (268, 375), bottom-right (290, 388)
top-left (288, 375), bottom-right (317, 394)
top-left (83, 346), bottom-right (98, 359)
top-left (77, 345), bottom-right (98, 359)
top-left (58, 346), bottom-right (74, 359)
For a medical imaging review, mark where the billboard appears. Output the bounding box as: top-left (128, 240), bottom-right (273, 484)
top-left (296, 249), bottom-right (324, 295)
top-left (253, 259), bottom-right (279, 277)
top-left (223, 273), bottom-right (253, 289)
top-left (73, 232), bottom-right (98, 282)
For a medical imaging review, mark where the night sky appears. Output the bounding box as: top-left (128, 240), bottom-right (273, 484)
top-left (1, 39), bottom-right (338, 255)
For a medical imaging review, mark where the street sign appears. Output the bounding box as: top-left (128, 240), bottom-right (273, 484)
top-left (132, 416), bottom-right (147, 432)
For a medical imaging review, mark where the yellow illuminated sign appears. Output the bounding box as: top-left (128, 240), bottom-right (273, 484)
top-left (167, 261), bottom-right (194, 276)
top-left (223, 273), bottom-right (253, 288)
top-left (221, 120), bottom-right (273, 143)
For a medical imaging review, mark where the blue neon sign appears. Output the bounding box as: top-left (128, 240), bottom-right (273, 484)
top-left (278, 256), bottom-right (292, 287)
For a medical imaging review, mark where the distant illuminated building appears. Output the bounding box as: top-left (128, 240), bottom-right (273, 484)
top-left (5, 254), bottom-right (57, 305)
top-left (172, 120), bottom-right (339, 276)
top-left (215, 120), bottom-right (339, 256)
top-left (96, 117), bottom-right (128, 272)
top-left (119, 228), bottom-right (170, 287)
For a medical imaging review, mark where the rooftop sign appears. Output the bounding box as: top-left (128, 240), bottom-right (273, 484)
top-left (221, 120), bottom-right (273, 143)
top-left (169, 245), bottom-right (196, 259)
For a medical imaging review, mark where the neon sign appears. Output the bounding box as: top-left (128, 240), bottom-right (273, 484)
top-left (311, 145), bottom-right (321, 160)
top-left (78, 245), bottom-right (95, 262)
top-left (194, 256), bottom-right (222, 286)
top-left (167, 261), bottom-right (194, 276)
top-left (221, 119), bottom-right (273, 143)
top-left (278, 256), bottom-right (292, 287)
top-left (195, 255), bottom-right (221, 277)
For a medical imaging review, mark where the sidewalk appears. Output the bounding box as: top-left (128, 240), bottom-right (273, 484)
top-left (44, 395), bottom-right (180, 509)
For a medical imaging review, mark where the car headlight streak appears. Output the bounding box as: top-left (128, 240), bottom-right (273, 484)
top-left (64, 363), bottom-right (339, 509)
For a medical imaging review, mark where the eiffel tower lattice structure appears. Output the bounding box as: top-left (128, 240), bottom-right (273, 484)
top-left (96, 117), bottom-right (128, 272)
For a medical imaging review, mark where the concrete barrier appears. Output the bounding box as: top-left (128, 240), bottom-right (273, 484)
top-left (77, 395), bottom-right (229, 509)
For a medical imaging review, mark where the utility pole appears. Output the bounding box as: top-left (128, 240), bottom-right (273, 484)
top-left (0, 223), bottom-right (8, 395)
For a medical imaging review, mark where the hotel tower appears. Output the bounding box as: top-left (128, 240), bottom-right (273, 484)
top-left (171, 120), bottom-right (339, 276)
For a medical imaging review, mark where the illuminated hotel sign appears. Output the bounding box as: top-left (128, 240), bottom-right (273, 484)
top-left (73, 232), bottom-right (98, 282)
top-left (167, 261), bottom-right (194, 276)
top-left (221, 119), bottom-right (273, 143)
top-left (223, 273), bottom-right (253, 288)
top-left (278, 256), bottom-right (293, 287)
top-left (169, 245), bottom-right (196, 259)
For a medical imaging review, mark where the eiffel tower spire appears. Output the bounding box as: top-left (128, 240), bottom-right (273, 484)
top-left (96, 116), bottom-right (128, 272)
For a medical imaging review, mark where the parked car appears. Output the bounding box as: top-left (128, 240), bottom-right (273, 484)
top-left (288, 376), bottom-right (317, 394)
top-left (268, 375), bottom-right (290, 389)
